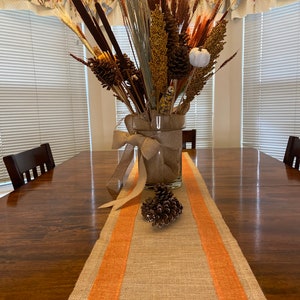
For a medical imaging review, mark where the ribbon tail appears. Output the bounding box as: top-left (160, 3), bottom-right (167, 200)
top-left (99, 199), bottom-right (119, 209)
top-left (105, 144), bottom-right (134, 199)
top-left (99, 156), bottom-right (147, 210)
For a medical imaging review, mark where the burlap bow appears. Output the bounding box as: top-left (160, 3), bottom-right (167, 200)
top-left (100, 130), bottom-right (161, 210)
top-left (101, 113), bottom-right (184, 210)
top-left (112, 130), bottom-right (160, 160)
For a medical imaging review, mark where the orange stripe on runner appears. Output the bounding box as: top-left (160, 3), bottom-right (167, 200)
top-left (88, 173), bottom-right (140, 300)
top-left (182, 154), bottom-right (248, 300)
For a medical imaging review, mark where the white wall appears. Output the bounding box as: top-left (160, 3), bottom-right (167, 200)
top-left (87, 68), bottom-right (116, 150)
top-left (214, 18), bottom-right (243, 147)
top-left (87, 18), bottom-right (244, 150)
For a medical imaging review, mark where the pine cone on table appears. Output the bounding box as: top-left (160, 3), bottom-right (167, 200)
top-left (141, 184), bottom-right (183, 228)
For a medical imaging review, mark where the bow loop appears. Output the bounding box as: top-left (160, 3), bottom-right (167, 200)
top-left (112, 130), bottom-right (129, 149)
top-left (112, 130), bottom-right (160, 160)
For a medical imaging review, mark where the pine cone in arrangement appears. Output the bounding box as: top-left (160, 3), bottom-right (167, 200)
top-left (115, 53), bottom-right (139, 80)
top-left (141, 184), bottom-right (183, 228)
top-left (87, 57), bottom-right (120, 89)
top-left (168, 45), bottom-right (192, 80)
top-left (164, 9), bottom-right (179, 57)
top-left (179, 32), bottom-right (190, 47)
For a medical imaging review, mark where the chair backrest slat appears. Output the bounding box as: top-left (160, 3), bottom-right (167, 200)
top-left (39, 164), bottom-right (46, 174)
top-left (25, 170), bottom-right (32, 183)
top-left (3, 143), bottom-right (55, 190)
top-left (182, 129), bottom-right (196, 149)
top-left (32, 166), bottom-right (39, 178)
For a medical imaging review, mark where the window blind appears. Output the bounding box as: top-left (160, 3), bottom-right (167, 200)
top-left (0, 10), bottom-right (90, 183)
top-left (112, 26), bottom-right (213, 148)
top-left (243, 2), bottom-right (300, 161)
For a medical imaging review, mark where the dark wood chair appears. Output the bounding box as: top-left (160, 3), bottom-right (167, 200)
top-left (3, 143), bottom-right (55, 190)
top-left (283, 136), bottom-right (300, 170)
top-left (182, 129), bottom-right (196, 149)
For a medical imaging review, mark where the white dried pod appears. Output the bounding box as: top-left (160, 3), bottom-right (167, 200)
top-left (189, 48), bottom-right (211, 68)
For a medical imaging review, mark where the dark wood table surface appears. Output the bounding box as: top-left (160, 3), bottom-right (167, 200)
top-left (0, 148), bottom-right (299, 300)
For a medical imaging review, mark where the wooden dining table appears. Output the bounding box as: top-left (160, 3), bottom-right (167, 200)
top-left (0, 148), bottom-right (299, 300)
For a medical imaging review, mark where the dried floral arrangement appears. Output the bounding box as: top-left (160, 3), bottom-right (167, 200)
top-left (56, 0), bottom-right (236, 120)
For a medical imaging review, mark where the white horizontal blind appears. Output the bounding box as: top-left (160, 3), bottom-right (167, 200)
top-left (0, 10), bottom-right (90, 183)
top-left (243, 2), bottom-right (300, 161)
top-left (112, 26), bottom-right (213, 148)
top-left (185, 82), bottom-right (213, 148)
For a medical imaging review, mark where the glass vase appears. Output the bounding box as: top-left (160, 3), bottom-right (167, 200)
top-left (130, 113), bottom-right (185, 189)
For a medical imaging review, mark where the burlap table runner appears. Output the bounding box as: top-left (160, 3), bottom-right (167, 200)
top-left (69, 153), bottom-right (266, 300)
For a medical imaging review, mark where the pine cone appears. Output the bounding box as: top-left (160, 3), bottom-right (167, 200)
top-left (164, 9), bottom-right (179, 57)
top-left (141, 184), bottom-right (183, 228)
top-left (179, 32), bottom-right (190, 47)
top-left (115, 53), bottom-right (139, 81)
top-left (168, 45), bottom-right (192, 79)
top-left (115, 55), bottom-right (146, 112)
top-left (87, 57), bottom-right (120, 89)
